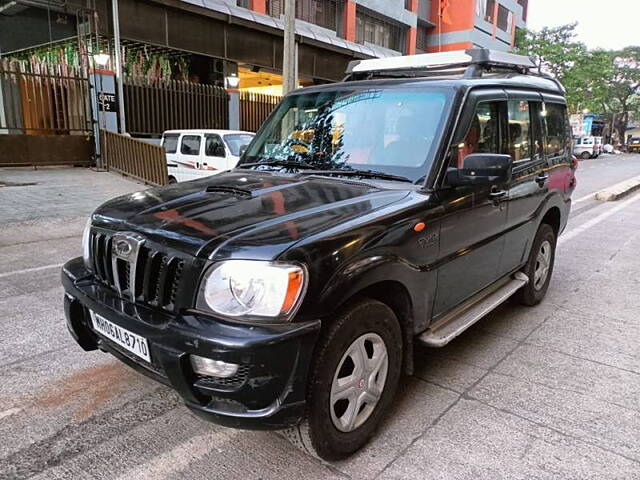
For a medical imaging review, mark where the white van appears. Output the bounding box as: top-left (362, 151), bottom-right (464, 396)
top-left (161, 129), bottom-right (254, 183)
top-left (574, 136), bottom-right (596, 159)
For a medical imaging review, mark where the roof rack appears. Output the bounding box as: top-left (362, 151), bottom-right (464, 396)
top-left (344, 48), bottom-right (564, 92)
top-left (346, 49), bottom-right (535, 75)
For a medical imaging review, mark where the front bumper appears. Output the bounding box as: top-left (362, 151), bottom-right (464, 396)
top-left (62, 257), bottom-right (321, 430)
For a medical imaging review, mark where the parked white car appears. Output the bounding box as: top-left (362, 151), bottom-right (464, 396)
top-left (574, 136), bottom-right (596, 159)
top-left (161, 129), bottom-right (254, 183)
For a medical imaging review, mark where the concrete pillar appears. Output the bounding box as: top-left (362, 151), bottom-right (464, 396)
top-left (343, 0), bottom-right (357, 43)
top-left (89, 70), bottom-right (118, 133)
top-left (228, 91), bottom-right (240, 130)
top-left (89, 69), bottom-right (118, 169)
top-left (406, 27), bottom-right (417, 55)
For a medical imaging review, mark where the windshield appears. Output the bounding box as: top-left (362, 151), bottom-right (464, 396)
top-left (224, 133), bottom-right (255, 156)
top-left (240, 87), bottom-right (451, 182)
top-left (162, 134), bottom-right (179, 154)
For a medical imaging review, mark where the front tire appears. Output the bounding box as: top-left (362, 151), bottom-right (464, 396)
top-left (518, 223), bottom-right (556, 306)
top-left (285, 298), bottom-right (403, 461)
top-left (580, 151), bottom-right (591, 160)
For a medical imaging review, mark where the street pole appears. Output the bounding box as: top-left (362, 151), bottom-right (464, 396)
top-left (282, 0), bottom-right (296, 95)
top-left (112, 0), bottom-right (126, 134)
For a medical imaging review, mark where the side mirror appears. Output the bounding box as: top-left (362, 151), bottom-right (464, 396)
top-left (446, 153), bottom-right (512, 187)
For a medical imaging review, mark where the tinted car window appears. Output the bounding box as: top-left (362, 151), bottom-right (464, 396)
top-left (545, 104), bottom-right (567, 157)
top-left (507, 100), bottom-right (531, 162)
top-left (163, 134), bottom-right (179, 154)
top-left (181, 135), bottom-right (201, 156)
top-left (530, 102), bottom-right (545, 161)
top-left (455, 101), bottom-right (502, 168)
top-left (205, 135), bottom-right (225, 157)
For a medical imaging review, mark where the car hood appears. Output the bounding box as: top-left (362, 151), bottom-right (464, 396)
top-left (92, 170), bottom-right (411, 258)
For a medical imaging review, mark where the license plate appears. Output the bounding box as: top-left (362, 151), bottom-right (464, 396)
top-left (90, 311), bottom-right (151, 363)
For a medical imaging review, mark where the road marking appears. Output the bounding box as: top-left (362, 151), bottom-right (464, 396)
top-left (0, 263), bottom-right (64, 279)
top-left (0, 408), bottom-right (22, 421)
top-left (560, 193), bottom-right (640, 246)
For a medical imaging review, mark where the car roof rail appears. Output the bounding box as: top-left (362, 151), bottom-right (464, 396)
top-left (344, 48), bottom-right (565, 92)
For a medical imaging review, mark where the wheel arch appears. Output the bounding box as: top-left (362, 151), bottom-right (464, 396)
top-left (541, 205), bottom-right (561, 237)
top-left (323, 277), bottom-right (419, 376)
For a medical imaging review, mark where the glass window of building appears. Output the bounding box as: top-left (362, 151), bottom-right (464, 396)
top-left (416, 26), bottom-right (429, 52)
top-left (356, 8), bottom-right (406, 53)
top-left (267, 0), bottom-right (340, 32)
top-left (517, 0), bottom-right (528, 20)
top-left (484, 0), bottom-right (496, 23)
top-left (497, 4), bottom-right (512, 32)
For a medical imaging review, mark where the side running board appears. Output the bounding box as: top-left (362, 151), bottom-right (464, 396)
top-left (418, 272), bottom-right (529, 348)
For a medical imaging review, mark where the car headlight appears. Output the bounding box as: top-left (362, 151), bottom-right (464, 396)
top-left (197, 260), bottom-right (307, 321)
top-left (82, 216), bottom-right (92, 268)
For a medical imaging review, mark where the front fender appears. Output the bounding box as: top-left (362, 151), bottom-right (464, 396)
top-left (317, 254), bottom-right (435, 335)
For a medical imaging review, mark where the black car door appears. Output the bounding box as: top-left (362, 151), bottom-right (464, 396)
top-left (432, 90), bottom-right (509, 317)
top-left (498, 93), bottom-right (549, 276)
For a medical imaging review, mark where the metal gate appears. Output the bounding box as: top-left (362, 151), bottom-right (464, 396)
top-left (240, 91), bottom-right (281, 133)
top-left (124, 76), bottom-right (229, 137)
top-left (0, 59), bottom-right (93, 167)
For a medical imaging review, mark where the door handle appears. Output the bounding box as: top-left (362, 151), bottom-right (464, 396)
top-left (535, 173), bottom-right (549, 186)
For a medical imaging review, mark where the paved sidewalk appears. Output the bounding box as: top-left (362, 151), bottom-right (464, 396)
top-left (0, 167), bottom-right (142, 225)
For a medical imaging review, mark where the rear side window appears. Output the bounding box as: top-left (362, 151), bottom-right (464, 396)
top-left (181, 135), bottom-right (201, 155)
top-left (545, 103), bottom-right (568, 157)
top-left (163, 134), bottom-right (179, 153)
top-left (507, 100), bottom-right (531, 162)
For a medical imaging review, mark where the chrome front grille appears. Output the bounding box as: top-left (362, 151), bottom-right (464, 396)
top-left (90, 231), bottom-right (185, 311)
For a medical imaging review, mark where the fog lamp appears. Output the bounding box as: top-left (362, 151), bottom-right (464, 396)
top-left (190, 355), bottom-right (239, 378)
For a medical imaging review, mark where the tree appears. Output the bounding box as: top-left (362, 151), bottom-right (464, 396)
top-left (515, 24), bottom-right (640, 144)
top-left (607, 47), bottom-right (640, 144)
top-left (514, 23), bottom-right (608, 113)
top-left (515, 23), bottom-right (586, 80)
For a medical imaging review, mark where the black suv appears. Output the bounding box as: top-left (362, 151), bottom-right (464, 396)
top-left (62, 50), bottom-right (576, 460)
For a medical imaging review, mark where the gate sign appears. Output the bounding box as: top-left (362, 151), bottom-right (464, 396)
top-left (98, 92), bottom-right (118, 112)
top-left (90, 70), bottom-right (118, 132)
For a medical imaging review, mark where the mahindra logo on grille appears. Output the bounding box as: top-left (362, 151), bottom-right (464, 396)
top-left (114, 239), bottom-right (133, 258)
top-left (111, 233), bottom-right (145, 298)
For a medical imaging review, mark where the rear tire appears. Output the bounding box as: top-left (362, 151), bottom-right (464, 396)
top-left (284, 298), bottom-right (403, 461)
top-left (168, 176), bottom-right (177, 184)
top-left (580, 151), bottom-right (591, 160)
top-left (518, 223), bottom-right (556, 306)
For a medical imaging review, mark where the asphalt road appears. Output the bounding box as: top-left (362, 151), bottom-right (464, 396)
top-left (1, 155), bottom-right (640, 480)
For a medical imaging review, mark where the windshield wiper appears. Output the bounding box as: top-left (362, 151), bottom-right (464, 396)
top-left (239, 159), bottom-right (316, 171)
top-left (302, 169), bottom-right (413, 184)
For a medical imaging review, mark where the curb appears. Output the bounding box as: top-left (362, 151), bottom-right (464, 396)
top-left (595, 175), bottom-right (640, 201)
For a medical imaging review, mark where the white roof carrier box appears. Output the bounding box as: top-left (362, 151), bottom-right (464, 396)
top-left (346, 48), bottom-right (537, 75)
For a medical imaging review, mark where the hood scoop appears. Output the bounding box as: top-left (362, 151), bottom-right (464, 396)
top-left (205, 185), bottom-right (253, 197)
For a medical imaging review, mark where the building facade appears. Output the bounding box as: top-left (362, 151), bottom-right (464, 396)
top-left (1, 0), bottom-right (528, 93)
top-left (229, 0), bottom-right (528, 56)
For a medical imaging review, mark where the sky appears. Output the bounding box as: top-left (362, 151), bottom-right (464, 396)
top-left (527, 0), bottom-right (640, 50)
